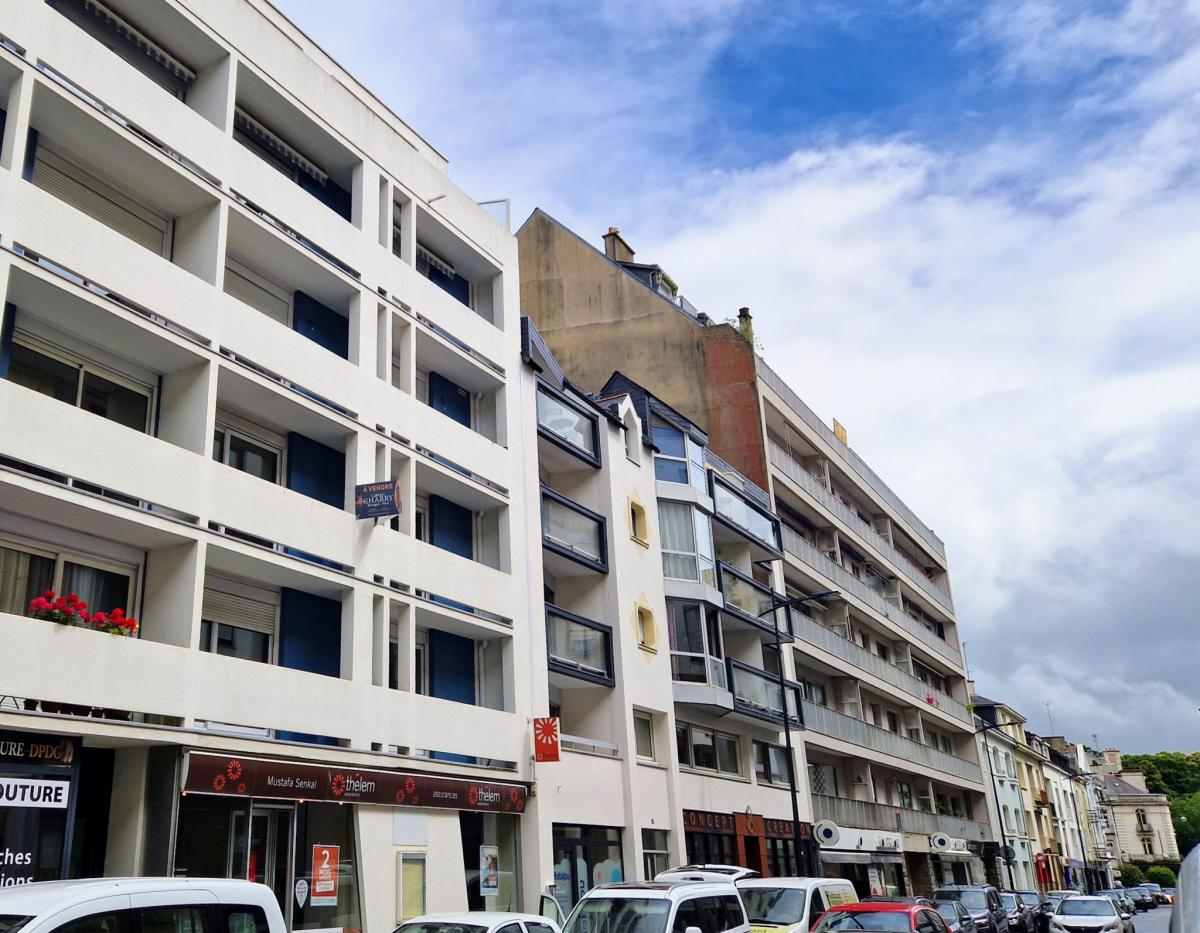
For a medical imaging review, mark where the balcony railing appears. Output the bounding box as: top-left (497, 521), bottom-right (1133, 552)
top-left (757, 358), bottom-right (946, 560)
top-left (719, 562), bottom-right (787, 634)
top-left (710, 474), bottom-right (781, 554)
top-left (536, 383), bottom-right (600, 464)
top-left (790, 611), bottom-right (972, 724)
top-left (671, 651), bottom-right (729, 690)
top-left (546, 605), bottom-right (614, 687)
top-left (769, 440), bottom-right (953, 612)
top-left (811, 794), bottom-right (993, 841)
top-left (801, 699), bottom-right (983, 783)
top-left (540, 487), bottom-right (607, 572)
top-left (728, 659), bottom-right (801, 726)
top-left (781, 525), bottom-right (962, 667)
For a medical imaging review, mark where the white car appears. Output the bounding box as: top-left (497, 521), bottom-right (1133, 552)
top-left (1048, 895), bottom-right (1131, 933)
top-left (0, 878), bottom-right (286, 933)
top-left (395, 912), bottom-right (564, 933)
top-left (737, 877), bottom-right (859, 933)
top-left (566, 882), bottom-right (750, 933)
top-left (655, 865), bottom-right (761, 883)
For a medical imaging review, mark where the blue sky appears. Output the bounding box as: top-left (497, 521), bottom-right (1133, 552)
top-left (277, 0), bottom-right (1200, 752)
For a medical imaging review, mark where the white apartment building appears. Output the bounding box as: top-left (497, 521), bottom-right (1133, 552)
top-left (516, 214), bottom-right (995, 898)
top-left (1041, 746), bottom-right (1088, 891)
top-left (0, 0), bottom-right (546, 925)
top-left (977, 721), bottom-right (1037, 890)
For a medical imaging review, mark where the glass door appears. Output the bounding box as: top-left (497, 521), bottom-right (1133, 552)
top-left (226, 805), bottom-right (294, 927)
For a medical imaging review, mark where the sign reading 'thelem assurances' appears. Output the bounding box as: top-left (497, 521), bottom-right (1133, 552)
top-left (0, 777), bottom-right (70, 809)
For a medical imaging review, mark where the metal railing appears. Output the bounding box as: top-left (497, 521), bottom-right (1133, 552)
top-left (811, 794), bottom-right (992, 841)
top-left (790, 612), bottom-right (972, 724)
top-left (728, 659), bottom-right (801, 726)
top-left (560, 734), bottom-right (620, 757)
top-left (781, 525), bottom-right (962, 666)
top-left (757, 359), bottom-right (946, 559)
top-left (801, 700), bottom-right (983, 783)
top-left (769, 440), bottom-right (954, 612)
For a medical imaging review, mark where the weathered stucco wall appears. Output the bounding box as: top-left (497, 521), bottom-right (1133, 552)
top-left (518, 210), bottom-right (769, 488)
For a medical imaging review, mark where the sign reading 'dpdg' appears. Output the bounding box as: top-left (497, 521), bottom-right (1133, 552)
top-left (0, 777), bottom-right (70, 808)
top-left (354, 480), bottom-right (402, 520)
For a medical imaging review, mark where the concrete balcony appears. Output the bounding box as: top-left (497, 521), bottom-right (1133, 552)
top-left (812, 793), bottom-right (992, 842)
top-left (802, 699), bottom-right (983, 784)
top-left (790, 612), bottom-right (972, 725)
top-left (781, 525), bottom-right (962, 667)
top-left (769, 439), bottom-right (953, 613)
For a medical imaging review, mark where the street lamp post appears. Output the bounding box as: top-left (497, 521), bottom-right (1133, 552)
top-left (758, 590), bottom-right (838, 877)
top-left (977, 722), bottom-right (1018, 889)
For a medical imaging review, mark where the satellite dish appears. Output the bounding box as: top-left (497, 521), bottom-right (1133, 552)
top-left (814, 820), bottom-right (841, 847)
top-left (931, 832), bottom-right (951, 851)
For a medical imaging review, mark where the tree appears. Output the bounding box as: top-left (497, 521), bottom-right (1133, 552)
top-left (1122, 753), bottom-right (1200, 797)
top-left (1146, 865), bottom-right (1177, 887)
top-left (1118, 863), bottom-right (1144, 887)
top-left (1171, 791), bottom-right (1200, 858)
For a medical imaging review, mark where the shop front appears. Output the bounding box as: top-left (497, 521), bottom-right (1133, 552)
top-left (551, 824), bottom-right (623, 914)
top-left (177, 751), bottom-right (528, 928)
top-left (817, 829), bottom-right (907, 897)
top-left (0, 729), bottom-right (80, 886)
top-left (683, 809), bottom-right (815, 877)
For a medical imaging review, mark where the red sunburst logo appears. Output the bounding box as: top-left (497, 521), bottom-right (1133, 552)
top-left (226, 759), bottom-right (243, 781)
top-left (405, 776), bottom-right (416, 794)
top-left (212, 773), bottom-right (226, 792)
top-left (331, 773), bottom-right (346, 796)
top-left (468, 785), bottom-right (479, 806)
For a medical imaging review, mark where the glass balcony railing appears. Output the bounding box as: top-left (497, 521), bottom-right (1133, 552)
top-left (671, 652), bottom-right (729, 690)
top-left (546, 605), bottom-right (613, 686)
top-left (541, 487), bottom-right (607, 572)
top-left (536, 386), bottom-right (598, 461)
top-left (718, 562), bottom-right (787, 634)
top-left (728, 659), bottom-right (801, 726)
top-left (711, 476), bottom-right (781, 552)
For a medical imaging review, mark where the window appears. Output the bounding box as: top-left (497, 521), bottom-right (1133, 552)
top-left (667, 600), bottom-right (725, 687)
top-left (753, 741), bottom-right (791, 786)
top-left (1142, 837), bottom-right (1154, 855)
top-left (624, 412), bottom-right (641, 463)
top-left (808, 762), bottom-right (838, 796)
top-left (0, 538), bottom-right (136, 619)
top-left (642, 828), bottom-right (669, 880)
top-left (224, 257), bottom-right (291, 326)
top-left (898, 781), bottom-right (913, 809)
top-left (876, 642), bottom-right (890, 661)
top-left (634, 712), bottom-right (655, 760)
top-left (200, 577), bottom-right (278, 664)
top-left (218, 907), bottom-right (269, 933)
top-left (659, 503), bottom-right (715, 586)
top-left (137, 906), bottom-right (208, 933)
top-left (51, 911), bottom-right (126, 933)
top-left (652, 419), bottom-right (689, 484)
top-left (630, 502), bottom-right (649, 543)
top-left (212, 416), bottom-right (282, 484)
top-left (676, 722), bottom-right (740, 776)
top-left (636, 606), bottom-right (656, 650)
top-left (799, 679), bottom-right (826, 706)
top-left (398, 851), bottom-right (426, 921)
top-left (537, 387), bottom-right (597, 457)
top-left (8, 336), bottom-right (151, 432)
top-left (886, 711), bottom-right (899, 733)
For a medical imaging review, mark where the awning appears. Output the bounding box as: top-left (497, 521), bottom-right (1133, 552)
top-left (820, 851), bottom-right (904, 865)
top-left (934, 851), bottom-right (977, 861)
top-left (80, 0), bottom-right (196, 84)
top-left (234, 108), bottom-right (328, 184)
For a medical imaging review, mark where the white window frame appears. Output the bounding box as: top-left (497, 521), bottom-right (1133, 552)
top-left (199, 574), bottom-right (279, 665)
top-left (213, 410), bottom-right (285, 485)
top-left (0, 531), bottom-right (140, 618)
top-left (677, 720), bottom-right (741, 777)
top-left (633, 711), bottom-right (655, 761)
top-left (10, 330), bottom-right (155, 433)
top-left (223, 256), bottom-right (293, 327)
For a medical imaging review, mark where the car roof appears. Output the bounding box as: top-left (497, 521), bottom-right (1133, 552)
top-left (934, 885), bottom-right (992, 891)
top-left (588, 882), bottom-right (737, 899)
top-left (829, 903), bottom-right (925, 915)
top-left (405, 913), bottom-right (554, 926)
top-left (738, 878), bottom-right (843, 889)
top-left (0, 878), bottom-right (274, 916)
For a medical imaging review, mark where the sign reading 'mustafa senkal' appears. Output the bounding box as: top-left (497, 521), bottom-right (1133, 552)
top-left (183, 752), bottom-right (527, 813)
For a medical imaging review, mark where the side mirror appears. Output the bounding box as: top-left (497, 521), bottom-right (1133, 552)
top-left (686, 926), bottom-right (704, 933)
top-left (1120, 915), bottom-right (1131, 921)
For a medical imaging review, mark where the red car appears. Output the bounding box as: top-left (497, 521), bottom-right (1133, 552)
top-left (814, 902), bottom-right (953, 933)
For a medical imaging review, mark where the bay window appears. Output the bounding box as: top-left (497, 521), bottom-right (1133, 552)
top-left (652, 418), bottom-right (706, 493)
top-left (659, 502), bottom-right (715, 586)
top-left (667, 599), bottom-right (725, 689)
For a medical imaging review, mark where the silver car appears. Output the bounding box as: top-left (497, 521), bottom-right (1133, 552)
top-left (1048, 895), bottom-right (1132, 933)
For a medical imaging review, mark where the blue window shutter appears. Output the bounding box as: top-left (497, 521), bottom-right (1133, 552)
top-left (428, 372), bottom-right (471, 427)
top-left (22, 128), bottom-right (38, 182)
top-left (299, 173), bottom-right (352, 222)
top-left (0, 303), bottom-right (15, 380)
top-left (286, 432), bottom-right (345, 508)
top-left (278, 587), bottom-right (341, 678)
top-left (428, 629), bottom-right (475, 704)
top-left (292, 291), bottom-right (348, 359)
top-left (429, 495), bottom-right (473, 559)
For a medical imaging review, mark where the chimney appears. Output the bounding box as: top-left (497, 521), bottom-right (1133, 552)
top-left (737, 306), bottom-right (754, 346)
top-left (602, 227), bottom-right (635, 263)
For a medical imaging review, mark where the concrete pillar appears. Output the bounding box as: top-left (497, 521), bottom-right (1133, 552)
top-left (159, 359), bottom-right (217, 456)
top-left (1, 71), bottom-right (33, 174)
top-left (141, 539), bottom-right (206, 650)
top-left (105, 746), bottom-right (149, 875)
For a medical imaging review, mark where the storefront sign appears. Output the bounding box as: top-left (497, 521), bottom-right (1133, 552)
top-left (311, 844), bottom-right (340, 906)
top-left (534, 717), bottom-right (560, 763)
top-left (683, 809), bottom-right (736, 833)
top-left (0, 777), bottom-right (70, 808)
top-left (0, 731), bottom-right (79, 768)
top-left (183, 753), bottom-right (528, 813)
top-left (354, 480), bottom-right (402, 519)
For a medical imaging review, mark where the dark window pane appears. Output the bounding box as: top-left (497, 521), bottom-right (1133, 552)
top-left (651, 423), bottom-right (686, 458)
top-left (676, 725), bottom-right (690, 767)
top-left (691, 728), bottom-right (716, 770)
top-left (63, 562), bottom-right (131, 613)
top-left (0, 545), bottom-right (55, 616)
top-left (80, 371), bottom-right (148, 431)
top-left (716, 735), bottom-right (739, 774)
top-left (214, 623), bottom-right (270, 662)
top-left (227, 434), bottom-right (278, 482)
top-left (654, 458), bottom-right (689, 484)
top-left (8, 344), bottom-right (78, 403)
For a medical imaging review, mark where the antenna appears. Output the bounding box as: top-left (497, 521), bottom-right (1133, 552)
top-left (1043, 699), bottom-right (1055, 734)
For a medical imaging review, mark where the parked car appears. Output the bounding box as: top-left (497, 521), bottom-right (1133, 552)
top-left (1136, 884), bottom-right (1165, 906)
top-left (565, 881), bottom-right (750, 933)
top-left (1045, 893), bottom-right (1078, 917)
top-left (398, 914), bottom-right (563, 933)
top-left (932, 885), bottom-right (1007, 933)
top-left (0, 878), bottom-right (287, 933)
top-left (1000, 892), bottom-right (1035, 933)
top-left (934, 900), bottom-right (979, 933)
top-left (1047, 895), bottom-right (1132, 933)
top-left (1095, 891), bottom-right (1135, 918)
top-left (737, 876), bottom-right (858, 932)
top-left (1161, 888), bottom-right (1176, 905)
top-left (812, 902), bottom-right (951, 933)
top-left (1121, 888), bottom-right (1153, 913)
top-left (656, 865), bottom-right (761, 883)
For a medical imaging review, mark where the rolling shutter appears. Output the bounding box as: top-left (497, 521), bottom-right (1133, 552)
top-left (202, 577), bottom-right (278, 634)
top-left (224, 260), bottom-right (291, 325)
top-left (32, 145), bottom-right (170, 256)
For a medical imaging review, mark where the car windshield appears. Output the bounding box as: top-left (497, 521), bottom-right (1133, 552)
top-left (565, 898), bottom-right (671, 933)
top-left (815, 911), bottom-right (912, 933)
top-left (935, 905), bottom-right (960, 923)
top-left (1142, 885), bottom-right (1161, 892)
top-left (397, 925), bottom-right (488, 933)
top-left (1058, 902), bottom-right (1116, 918)
top-left (0, 918), bottom-right (33, 933)
top-left (742, 887), bottom-right (808, 924)
top-left (1000, 896), bottom-right (1019, 909)
top-left (937, 892), bottom-right (987, 910)
top-left (1017, 894), bottom-right (1041, 908)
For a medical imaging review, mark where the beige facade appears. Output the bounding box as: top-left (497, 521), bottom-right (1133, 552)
top-left (1095, 751), bottom-right (1181, 866)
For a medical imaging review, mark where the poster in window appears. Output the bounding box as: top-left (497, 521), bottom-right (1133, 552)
top-left (480, 844), bottom-right (499, 894)
top-left (311, 844), bottom-right (340, 906)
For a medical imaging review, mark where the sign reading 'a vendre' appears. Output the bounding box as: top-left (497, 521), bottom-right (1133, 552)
top-left (184, 753), bottom-right (527, 814)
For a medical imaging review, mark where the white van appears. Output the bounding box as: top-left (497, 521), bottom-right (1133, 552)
top-left (0, 878), bottom-right (287, 933)
top-left (655, 866), bottom-right (761, 884)
top-left (737, 877), bottom-right (858, 933)
top-left (564, 881), bottom-right (750, 933)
